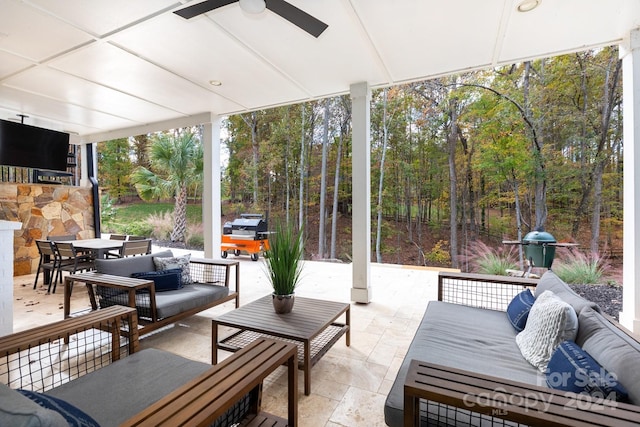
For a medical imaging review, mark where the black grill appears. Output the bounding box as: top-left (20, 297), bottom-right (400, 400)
top-left (224, 214), bottom-right (267, 240)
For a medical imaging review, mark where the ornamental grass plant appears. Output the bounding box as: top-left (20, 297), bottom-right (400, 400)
top-left (553, 250), bottom-right (609, 284)
top-left (463, 240), bottom-right (518, 275)
top-left (264, 222), bottom-right (305, 296)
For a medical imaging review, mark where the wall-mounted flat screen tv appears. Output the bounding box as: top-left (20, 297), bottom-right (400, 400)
top-left (0, 119), bottom-right (69, 172)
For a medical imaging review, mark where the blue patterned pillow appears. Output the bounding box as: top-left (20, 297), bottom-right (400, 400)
top-left (546, 340), bottom-right (630, 402)
top-left (131, 268), bottom-right (182, 291)
top-left (18, 389), bottom-right (100, 427)
top-left (506, 289), bottom-right (536, 331)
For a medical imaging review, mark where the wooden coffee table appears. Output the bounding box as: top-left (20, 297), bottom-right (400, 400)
top-left (212, 295), bottom-right (350, 395)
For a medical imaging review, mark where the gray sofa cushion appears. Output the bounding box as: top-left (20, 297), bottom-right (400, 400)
top-left (384, 301), bottom-right (541, 427)
top-left (46, 348), bottom-right (211, 427)
top-left (535, 270), bottom-right (600, 315)
top-left (576, 308), bottom-right (640, 405)
top-left (101, 283), bottom-right (229, 320)
top-left (94, 250), bottom-right (173, 277)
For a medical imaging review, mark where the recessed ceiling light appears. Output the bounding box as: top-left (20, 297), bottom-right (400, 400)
top-left (239, 0), bottom-right (266, 14)
top-left (209, 80), bottom-right (222, 87)
top-left (517, 0), bottom-right (541, 12)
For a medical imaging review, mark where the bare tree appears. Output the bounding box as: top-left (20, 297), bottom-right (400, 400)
top-left (330, 97), bottom-right (351, 259)
top-left (241, 112), bottom-right (259, 206)
top-left (376, 88), bottom-right (389, 263)
top-left (318, 99), bottom-right (330, 258)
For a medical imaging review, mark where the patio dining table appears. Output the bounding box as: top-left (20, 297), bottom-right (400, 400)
top-left (66, 238), bottom-right (125, 259)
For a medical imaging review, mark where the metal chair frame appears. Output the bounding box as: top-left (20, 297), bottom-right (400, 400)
top-left (34, 240), bottom-right (62, 293)
top-left (54, 242), bottom-right (95, 293)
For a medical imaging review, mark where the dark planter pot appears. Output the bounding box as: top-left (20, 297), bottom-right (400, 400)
top-left (272, 293), bottom-right (295, 314)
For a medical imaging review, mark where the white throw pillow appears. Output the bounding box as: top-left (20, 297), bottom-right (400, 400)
top-left (515, 290), bottom-right (578, 371)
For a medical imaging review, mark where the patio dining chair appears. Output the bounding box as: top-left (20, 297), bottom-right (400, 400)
top-left (126, 235), bottom-right (147, 241)
top-left (54, 242), bottom-right (95, 293)
top-left (117, 239), bottom-right (152, 257)
top-left (33, 240), bottom-right (62, 293)
top-left (109, 234), bottom-right (128, 240)
top-left (47, 234), bottom-right (76, 241)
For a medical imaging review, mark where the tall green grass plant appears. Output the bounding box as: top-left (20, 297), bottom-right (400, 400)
top-left (264, 222), bottom-right (304, 295)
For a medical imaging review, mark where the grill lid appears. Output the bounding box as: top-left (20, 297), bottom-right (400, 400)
top-left (523, 230), bottom-right (556, 244)
top-left (229, 214), bottom-right (267, 233)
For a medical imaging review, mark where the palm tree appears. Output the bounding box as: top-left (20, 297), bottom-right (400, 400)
top-left (131, 129), bottom-right (203, 242)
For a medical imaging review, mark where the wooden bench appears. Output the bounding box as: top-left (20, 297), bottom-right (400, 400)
top-left (122, 338), bottom-right (298, 427)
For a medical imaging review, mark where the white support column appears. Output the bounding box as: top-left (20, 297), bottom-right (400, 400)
top-left (79, 143), bottom-right (90, 187)
top-left (0, 220), bottom-right (22, 336)
top-left (350, 82), bottom-right (372, 303)
top-left (620, 28), bottom-right (640, 334)
top-left (202, 117), bottom-right (222, 259)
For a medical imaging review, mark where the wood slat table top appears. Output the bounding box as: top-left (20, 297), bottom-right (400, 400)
top-left (215, 295), bottom-right (349, 341)
top-left (404, 360), bottom-right (640, 427)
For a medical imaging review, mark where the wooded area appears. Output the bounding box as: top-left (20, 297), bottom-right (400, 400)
top-left (98, 47), bottom-right (623, 269)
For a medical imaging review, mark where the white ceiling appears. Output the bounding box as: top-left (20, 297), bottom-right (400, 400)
top-left (1, 0), bottom-right (639, 142)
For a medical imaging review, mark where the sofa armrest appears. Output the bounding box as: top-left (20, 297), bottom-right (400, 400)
top-left (190, 258), bottom-right (237, 287)
top-left (190, 258), bottom-right (240, 308)
top-left (0, 306), bottom-right (139, 392)
top-left (122, 338), bottom-right (297, 427)
top-left (404, 360), bottom-right (640, 426)
top-left (438, 272), bottom-right (538, 312)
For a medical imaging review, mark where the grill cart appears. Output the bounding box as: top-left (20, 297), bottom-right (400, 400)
top-left (221, 214), bottom-right (270, 261)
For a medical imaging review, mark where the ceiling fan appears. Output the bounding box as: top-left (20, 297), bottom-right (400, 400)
top-left (174, 0), bottom-right (328, 38)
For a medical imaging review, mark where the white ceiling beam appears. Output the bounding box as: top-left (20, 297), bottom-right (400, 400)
top-left (81, 112), bottom-right (214, 143)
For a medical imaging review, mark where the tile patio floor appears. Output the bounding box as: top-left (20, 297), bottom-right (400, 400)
top-left (11, 245), bottom-right (443, 426)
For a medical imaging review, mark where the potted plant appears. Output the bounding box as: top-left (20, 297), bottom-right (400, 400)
top-left (264, 221), bottom-right (304, 314)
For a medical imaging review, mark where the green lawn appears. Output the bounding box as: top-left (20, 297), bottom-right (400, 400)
top-left (111, 202), bottom-right (202, 223)
top-left (102, 202), bottom-right (203, 236)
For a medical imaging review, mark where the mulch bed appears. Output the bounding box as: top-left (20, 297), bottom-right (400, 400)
top-left (569, 283), bottom-right (623, 321)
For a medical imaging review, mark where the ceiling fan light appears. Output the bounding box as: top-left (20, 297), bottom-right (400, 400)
top-left (517, 0), bottom-right (540, 12)
top-left (239, 0), bottom-right (266, 14)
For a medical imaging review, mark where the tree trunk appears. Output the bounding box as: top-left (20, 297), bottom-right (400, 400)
top-left (171, 184), bottom-right (188, 242)
top-left (298, 106), bottom-right (305, 232)
top-left (330, 130), bottom-right (343, 259)
top-left (448, 97), bottom-right (459, 268)
top-left (318, 99), bottom-right (329, 258)
top-left (591, 161), bottom-right (604, 254)
top-left (376, 88), bottom-right (389, 264)
top-left (251, 113), bottom-right (259, 206)
top-left (590, 56), bottom-right (621, 253)
top-left (572, 54), bottom-right (590, 236)
top-left (512, 175), bottom-right (524, 269)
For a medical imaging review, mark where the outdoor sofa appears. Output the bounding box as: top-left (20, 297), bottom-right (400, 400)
top-left (385, 270), bottom-right (640, 426)
top-left (68, 250), bottom-right (239, 335)
top-left (0, 306), bottom-right (297, 426)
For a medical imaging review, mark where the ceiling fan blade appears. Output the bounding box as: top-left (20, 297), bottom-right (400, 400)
top-left (174, 0), bottom-right (238, 19)
top-left (265, 0), bottom-right (328, 38)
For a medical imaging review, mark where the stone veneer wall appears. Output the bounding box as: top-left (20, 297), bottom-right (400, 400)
top-left (0, 183), bottom-right (95, 276)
